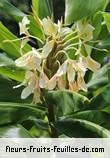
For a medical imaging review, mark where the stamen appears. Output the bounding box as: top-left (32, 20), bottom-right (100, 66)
top-left (55, 50), bottom-right (69, 59)
top-left (87, 40), bottom-right (101, 44)
top-left (84, 43), bottom-right (108, 52)
top-left (62, 30), bottom-right (78, 42)
top-left (56, 60), bottom-right (61, 68)
top-left (63, 35), bottom-right (80, 46)
top-left (30, 35), bottom-right (44, 44)
top-left (64, 47), bottom-right (78, 52)
top-left (3, 37), bottom-right (26, 43)
top-left (64, 43), bottom-right (79, 50)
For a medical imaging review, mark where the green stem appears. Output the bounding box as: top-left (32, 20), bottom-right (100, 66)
top-left (47, 103), bottom-right (58, 138)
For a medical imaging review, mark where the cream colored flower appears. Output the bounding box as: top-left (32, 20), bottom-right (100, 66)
top-left (82, 56), bottom-right (100, 72)
top-left (67, 61), bottom-right (76, 83)
top-left (77, 20), bottom-right (94, 41)
top-left (15, 48), bottom-right (42, 71)
top-left (21, 71), bottom-right (41, 103)
top-left (57, 76), bottom-right (66, 90)
top-left (56, 60), bottom-right (68, 76)
top-left (42, 40), bottom-right (55, 58)
top-left (39, 72), bottom-right (57, 90)
top-left (19, 16), bottom-right (30, 36)
top-left (56, 59), bottom-right (87, 91)
top-left (42, 17), bottom-right (58, 37)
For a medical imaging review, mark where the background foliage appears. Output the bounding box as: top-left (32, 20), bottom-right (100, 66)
top-left (0, 0), bottom-right (110, 138)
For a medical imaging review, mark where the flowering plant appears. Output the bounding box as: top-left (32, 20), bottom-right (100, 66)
top-left (0, 0), bottom-right (110, 138)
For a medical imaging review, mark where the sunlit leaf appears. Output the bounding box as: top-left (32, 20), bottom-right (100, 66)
top-left (65, 0), bottom-right (108, 24)
top-left (0, 22), bottom-right (31, 58)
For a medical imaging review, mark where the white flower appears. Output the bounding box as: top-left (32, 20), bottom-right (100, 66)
top-left (42, 40), bottom-right (55, 58)
top-left (77, 20), bottom-right (94, 41)
top-left (82, 56), bottom-right (100, 72)
top-left (57, 76), bottom-right (66, 90)
top-left (56, 59), bottom-right (87, 91)
top-left (67, 61), bottom-right (76, 83)
top-left (19, 16), bottom-right (30, 35)
top-left (21, 71), bottom-right (41, 103)
top-left (56, 61), bottom-right (68, 76)
top-left (42, 17), bottom-right (58, 37)
top-left (39, 72), bottom-right (57, 90)
top-left (39, 72), bottom-right (48, 89)
top-left (15, 48), bottom-right (42, 71)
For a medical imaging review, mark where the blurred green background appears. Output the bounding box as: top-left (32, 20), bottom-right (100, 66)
top-left (0, 0), bottom-right (65, 35)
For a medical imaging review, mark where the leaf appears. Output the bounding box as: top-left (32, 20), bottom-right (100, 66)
top-left (55, 118), bottom-right (110, 138)
top-left (68, 110), bottom-right (110, 128)
top-left (87, 84), bottom-right (110, 110)
top-left (0, 0), bottom-right (44, 40)
top-left (0, 22), bottom-right (31, 58)
top-left (0, 66), bottom-right (25, 82)
top-left (96, 37), bottom-right (110, 50)
top-left (0, 102), bottom-right (46, 125)
top-left (32, 0), bottom-right (53, 19)
top-left (44, 90), bottom-right (89, 117)
top-left (65, 0), bottom-right (108, 24)
top-left (0, 53), bottom-right (14, 66)
top-left (103, 12), bottom-right (110, 33)
top-left (87, 64), bottom-right (109, 90)
top-left (0, 0), bottom-right (25, 21)
top-left (28, 16), bottom-right (44, 41)
top-left (92, 12), bottom-right (103, 40)
top-left (0, 124), bottom-right (32, 138)
top-left (0, 77), bottom-right (24, 102)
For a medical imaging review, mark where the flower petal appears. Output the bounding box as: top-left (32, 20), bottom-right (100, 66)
top-left (39, 73), bottom-right (49, 88)
top-left (21, 84), bottom-right (34, 99)
top-left (15, 49), bottom-right (42, 71)
top-left (42, 17), bottom-right (58, 36)
top-left (56, 61), bottom-right (67, 76)
top-left (22, 16), bottom-right (30, 26)
top-left (77, 21), bottom-right (94, 41)
top-left (57, 76), bottom-right (66, 90)
top-left (48, 75), bottom-right (57, 90)
top-left (84, 56), bottom-right (100, 72)
top-left (67, 63), bottom-right (75, 83)
top-left (19, 17), bottom-right (30, 35)
top-left (42, 40), bottom-right (54, 58)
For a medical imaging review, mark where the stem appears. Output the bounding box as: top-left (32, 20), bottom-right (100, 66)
top-left (47, 103), bottom-right (58, 138)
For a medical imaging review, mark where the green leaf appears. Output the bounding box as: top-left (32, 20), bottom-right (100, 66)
top-left (28, 16), bottom-right (44, 41)
top-left (0, 53), bottom-right (14, 66)
top-left (0, 124), bottom-right (32, 138)
top-left (55, 118), bottom-right (110, 138)
top-left (0, 66), bottom-right (25, 82)
top-left (0, 102), bottom-right (46, 125)
top-left (65, 0), bottom-right (108, 24)
top-left (32, 0), bottom-right (53, 19)
top-left (45, 90), bottom-right (89, 117)
top-left (0, 77), bottom-right (23, 102)
top-left (0, 0), bottom-right (26, 21)
top-left (0, 53), bottom-right (25, 82)
top-left (96, 37), bottom-right (110, 51)
top-left (103, 12), bottom-right (110, 33)
top-left (0, 22), bottom-right (31, 58)
top-left (0, 0), bottom-right (44, 41)
top-left (92, 12), bottom-right (103, 40)
top-left (87, 84), bottom-right (110, 110)
top-left (68, 110), bottom-right (110, 128)
top-left (87, 64), bottom-right (109, 90)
